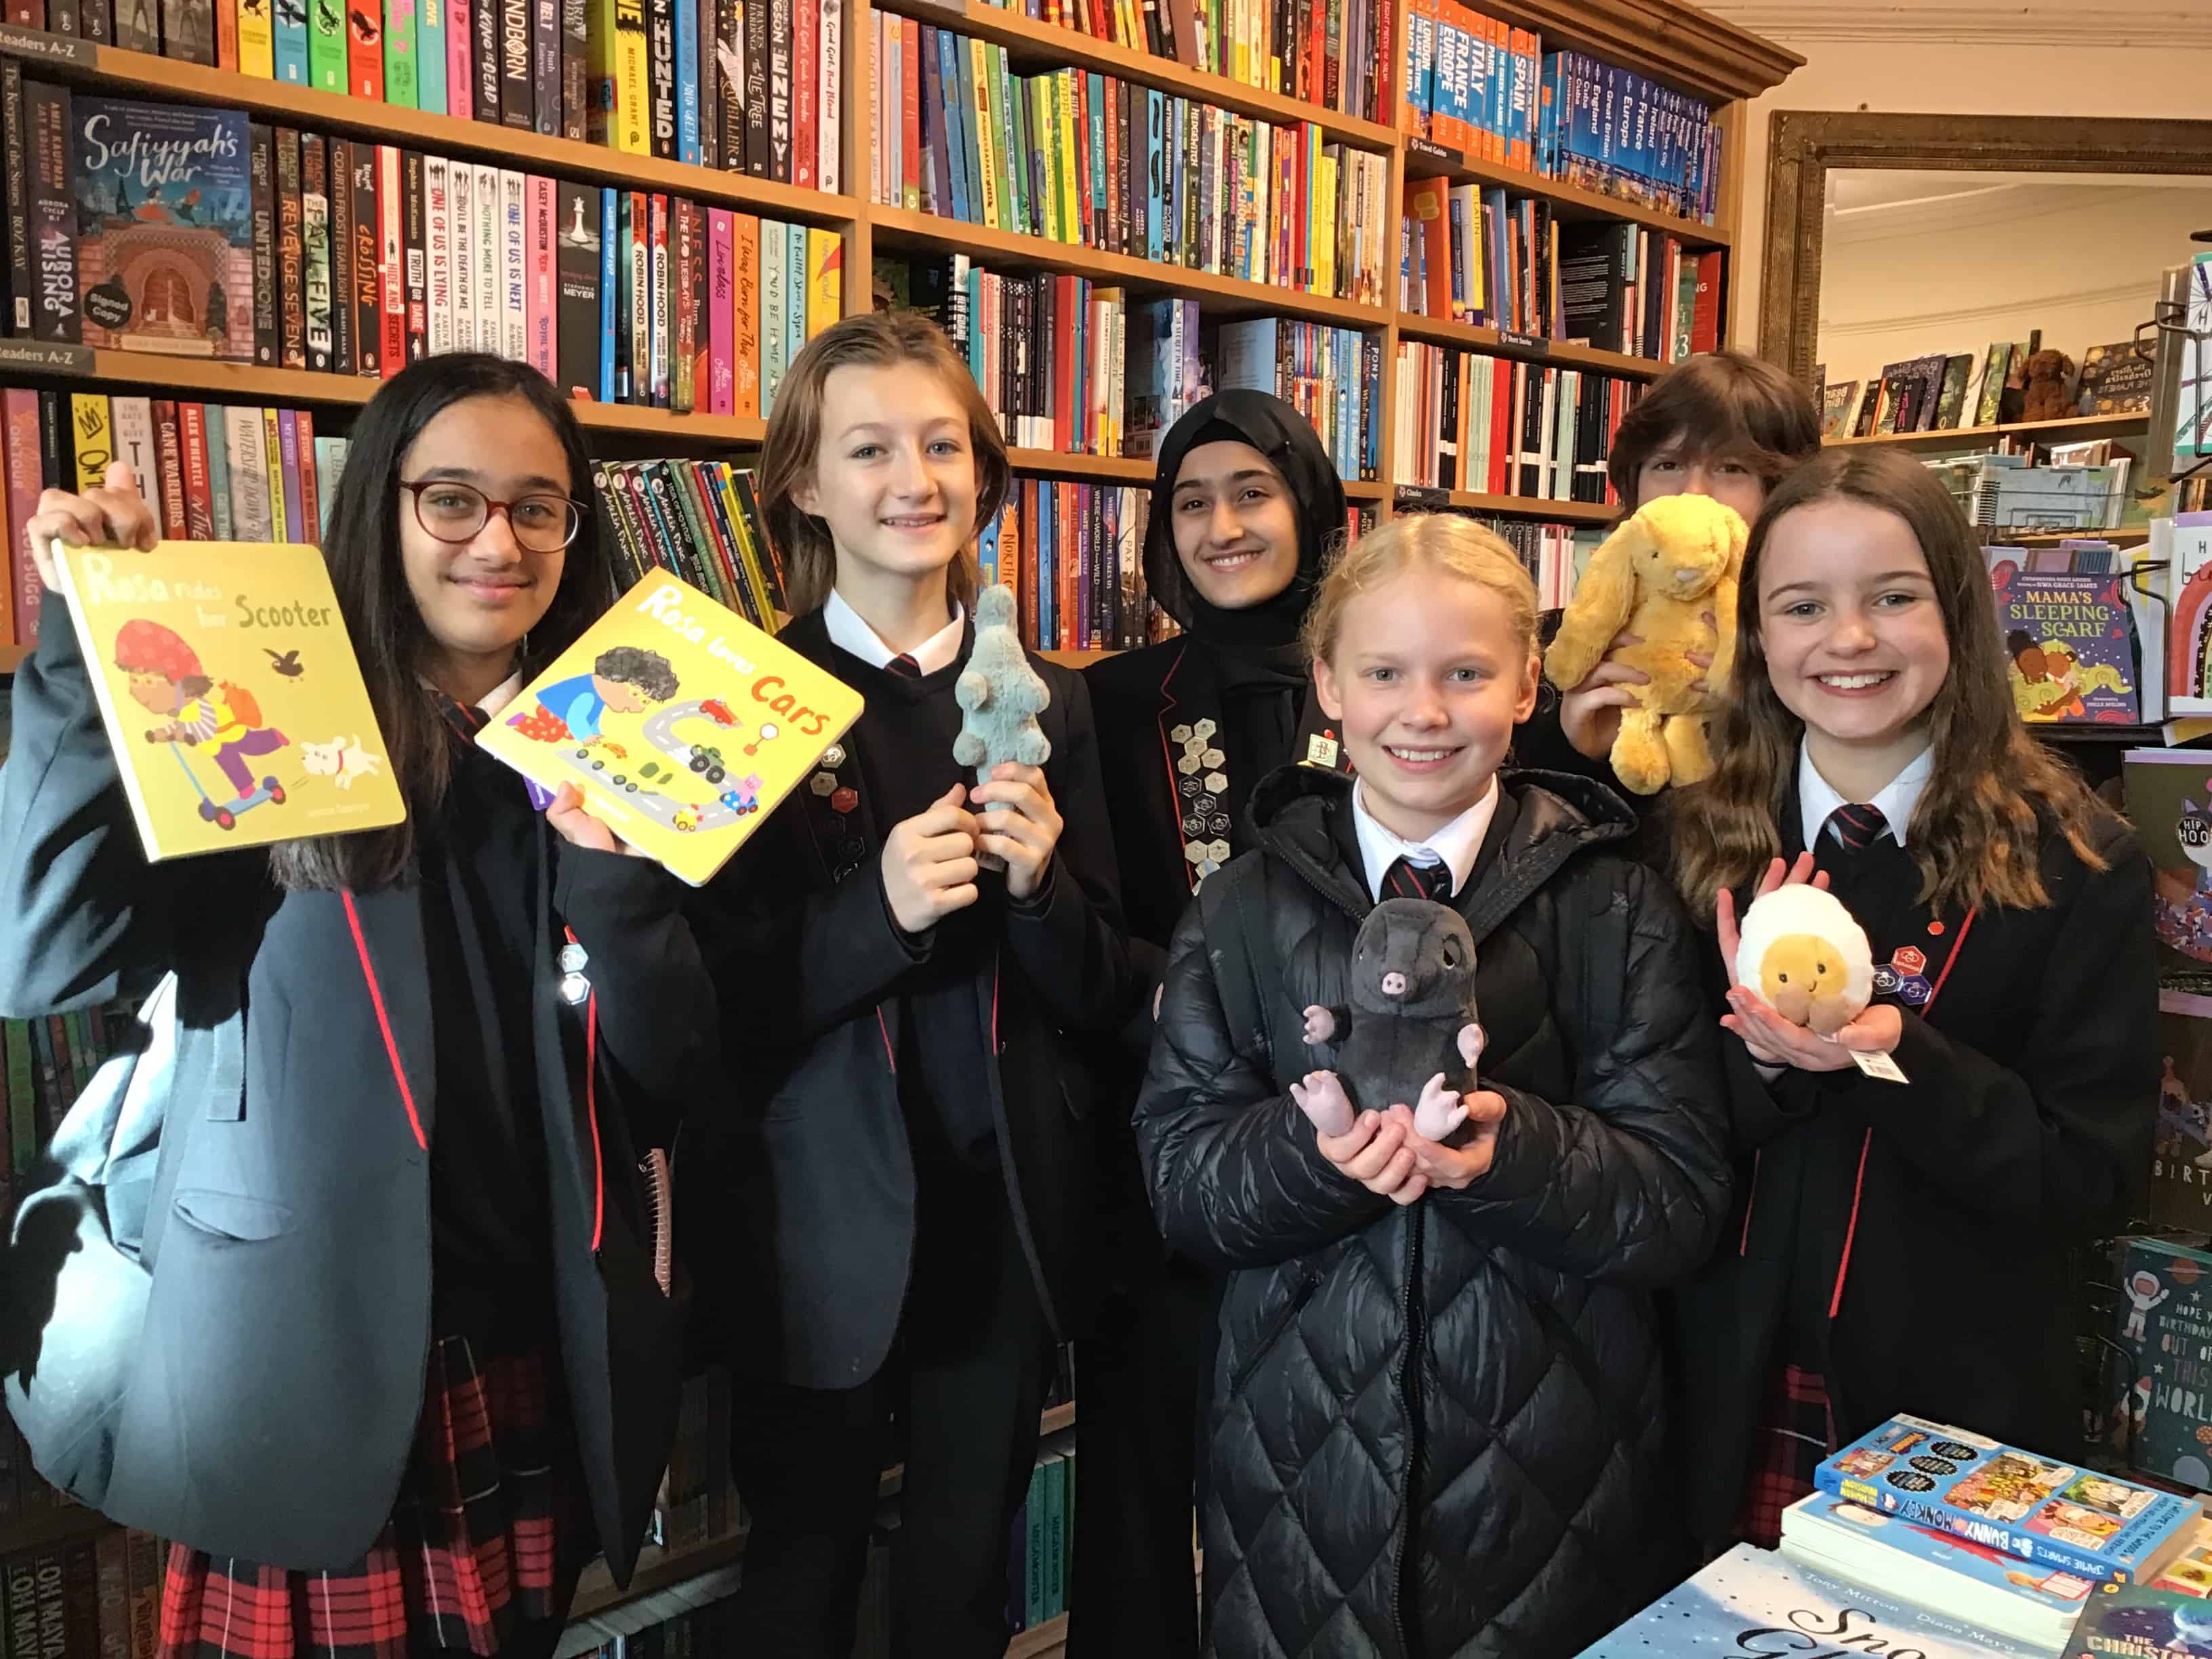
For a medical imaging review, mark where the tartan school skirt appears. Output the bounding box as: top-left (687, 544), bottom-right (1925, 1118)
top-left (1733, 1363), bottom-right (1837, 1550)
top-left (159, 1335), bottom-right (589, 1659)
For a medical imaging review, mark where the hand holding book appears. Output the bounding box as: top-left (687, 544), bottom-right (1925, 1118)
top-left (25, 460), bottom-right (161, 591)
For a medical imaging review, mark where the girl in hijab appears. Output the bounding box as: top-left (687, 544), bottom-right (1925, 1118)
top-left (1071, 389), bottom-right (1349, 1659)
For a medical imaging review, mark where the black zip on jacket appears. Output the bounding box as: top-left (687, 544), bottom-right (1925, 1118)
top-left (1135, 764), bottom-right (1729, 1659)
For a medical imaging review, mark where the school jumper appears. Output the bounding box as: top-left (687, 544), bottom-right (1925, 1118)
top-left (1136, 763), bottom-right (1730, 1658)
top-left (1077, 390), bottom-right (1348, 1659)
top-left (0, 596), bottom-right (710, 1658)
top-left (684, 595), bottom-right (1138, 1658)
top-left (1673, 742), bottom-right (2156, 1552)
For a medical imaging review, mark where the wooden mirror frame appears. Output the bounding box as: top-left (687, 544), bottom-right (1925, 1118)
top-left (1757, 111), bottom-right (2212, 383)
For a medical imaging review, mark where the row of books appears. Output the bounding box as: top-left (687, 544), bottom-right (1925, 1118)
top-left (562, 1562), bottom-right (742, 1658)
top-left (980, 478), bottom-right (1156, 652)
top-left (594, 456), bottom-right (787, 631)
top-left (0, 1528), bottom-right (165, 1659)
top-left (9, 0), bottom-right (844, 190)
top-left (1, 391), bottom-right (348, 649)
top-left (1401, 2), bottom-right (1719, 225)
top-left (1389, 503), bottom-right (1585, 609)
top-left (874, 19), bottom-right (1392, 307)
top-left (1401, 175), bottom-right (1722, 354)
top-left (1, 80), bottom-right (844, 417)
top-left (975, 0), bottom-right (1395, 125)
top-left (1007, 1431), bottom-right (1077, 1633)
top-left (1392, 344), bottom-right (1641, 504)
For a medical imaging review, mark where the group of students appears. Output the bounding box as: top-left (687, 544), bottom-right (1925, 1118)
top-left (0, 319), bottom-right (2154, 1659)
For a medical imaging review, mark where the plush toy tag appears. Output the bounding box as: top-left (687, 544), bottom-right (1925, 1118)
top-left (1849, 1048), bottom-right (1909, 1084)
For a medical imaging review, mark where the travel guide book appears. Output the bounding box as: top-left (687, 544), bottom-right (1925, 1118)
top-left (1815, 1414), bottom-right (2200, 1584)
top-left (1573, 1543), bottom-right (2041, 1659)
top-left (475, 572), bottom-right (862, 886)
top-left (52, 540), bottom-right (405, 860)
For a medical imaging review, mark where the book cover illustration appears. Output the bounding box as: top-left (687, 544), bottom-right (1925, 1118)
top-left (1818, 1414), bottom-right (2198, 1583)
top-left (2078, 340), bottom-right (2156, 416)
top-left (2068, 1579), bottom-right (2212, 1659)
top-left (52, 540), bottom-right (405, 861)
top-left (1992, 567), bottom-right (2139, 722)
top-left (71, 98), bottom-right (255, 361)
top-left (476, 571), bottom-right (862, 886)
top-left (2126, 752), bottom-right (2212, 977)
top-left (1573, 1543), bottom-right (2039, 1659)
top-left (1820, 380), bottom-right (1860, 441)
top-left (2110, 1237), bottom-right (2212, 1488)
top-left (2148, 992), bottom-right (2212, 1227)
top-left (1936, 353), bottom-right (1975, 430)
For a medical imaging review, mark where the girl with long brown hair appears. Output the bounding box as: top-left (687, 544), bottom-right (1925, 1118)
top-left (1668, 445), bottom-right (2155, 1555)
top-left (681, 310), bottom-right (1136, 1656)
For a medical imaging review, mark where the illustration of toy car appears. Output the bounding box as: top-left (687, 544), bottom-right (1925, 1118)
top-left (689, 742), bottom-right (729, 784)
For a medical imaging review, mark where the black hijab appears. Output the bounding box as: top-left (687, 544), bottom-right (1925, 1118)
top-left (1143, 389), bottom-right (1348, 662)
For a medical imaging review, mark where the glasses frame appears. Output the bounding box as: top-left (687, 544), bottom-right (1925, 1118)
top-left (398, 478), bottom-right (587, 553)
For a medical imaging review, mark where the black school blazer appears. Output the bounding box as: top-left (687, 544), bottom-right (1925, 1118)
top-left (0, 602), bottom-right (713, 1581)
top-left (1672, 785), bottom-right (2156, 1550)
top-left (683, 609), bottom-right (1141, 1391)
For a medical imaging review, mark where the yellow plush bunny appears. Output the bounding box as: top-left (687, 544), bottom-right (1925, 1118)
top-left (1542, 494), bottom-right (1748, 794)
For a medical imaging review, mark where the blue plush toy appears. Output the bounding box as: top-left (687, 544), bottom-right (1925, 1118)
top-left (954, 584), bottom-right (1052, 868)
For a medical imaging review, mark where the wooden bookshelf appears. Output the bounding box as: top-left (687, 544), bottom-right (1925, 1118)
top-left (1400, 135), bottom-right (1732, 249)
top-left (0, 1501), bottom-right (117, 1559)
top-left (1010, 1613), bottom-right (1070, 1656)
top-left (1395, 310), bottom-right (1668, 383)
top-left (1826, 411), bottom-right (2150, 451)
top-left (1445, 490), bottom-right (1616, 523)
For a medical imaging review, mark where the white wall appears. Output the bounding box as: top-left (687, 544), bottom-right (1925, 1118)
top-left (1698, 1), bottom-right (2212, 354)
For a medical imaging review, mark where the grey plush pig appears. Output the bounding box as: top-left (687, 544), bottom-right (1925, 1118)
top-left (1292, 899), bottom-right (1485, 1143)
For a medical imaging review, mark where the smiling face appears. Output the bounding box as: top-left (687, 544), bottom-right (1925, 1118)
top-left (1757, 498), bottom-right (1950, 760)
top-left (397, 394), bottom-right (569, 678)
top-left (792, 359), bottom-right (979, 596)
top-left (1168, 439), bottom-right (1303, 610)
top-left (1313, 563), bottom-right (1539, 842)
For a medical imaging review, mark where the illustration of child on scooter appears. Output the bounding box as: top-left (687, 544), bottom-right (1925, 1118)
top-left (115, 619), bottom-right (291, 823)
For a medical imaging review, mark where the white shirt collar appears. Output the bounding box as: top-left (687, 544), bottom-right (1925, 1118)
top-left (1798, 740), bottom-right (1933, 851)
top-left (1350, 776), bottom-right (1498, 903)
top-left (476, 670), bottom-right (525, 719)
top-left (824, 590), bottom-right (966, 675)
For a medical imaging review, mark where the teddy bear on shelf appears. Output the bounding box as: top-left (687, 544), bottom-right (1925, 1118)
top-left (1542, 492), bottom-right (1748, 795)
top-left (2018, 348), bottom-right (2078, 424)
top-left (954, 583), bottom-right (1052, 870)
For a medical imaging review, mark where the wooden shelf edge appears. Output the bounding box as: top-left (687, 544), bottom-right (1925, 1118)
top-left (1826, 411), bottom-right (2151, 449)
top-left (0, 1502), bottom-right (119, 1557)
top-left (874, 0), bottom-right (1396, 152)
top-left (1439, 490), bottom-right (1616, 523)
top-left (1400, 136), bottom-right (1730, 249)
top-left (0, 24), bottom-right (860, 226)
top-left (868, 205), bottom-right (1391, 329)
top-left (1008, 1612), bottom-right (1071, 1656)
top-left (1393, 312), bottom-right (1667, 382)
top-left (1008, 447), bottom-right (1155, 481)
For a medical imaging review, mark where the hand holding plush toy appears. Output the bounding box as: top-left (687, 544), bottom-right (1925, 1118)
top-left (954, 585), bottom-right (1052, 871)
top-left (1731, 882), bottom-right (1874, 1037)
top-left (1543, 494), bottom-right (1747, 795)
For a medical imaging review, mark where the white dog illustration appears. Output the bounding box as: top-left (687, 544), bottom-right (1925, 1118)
top-left (298, 735), bottom-right (385, 789)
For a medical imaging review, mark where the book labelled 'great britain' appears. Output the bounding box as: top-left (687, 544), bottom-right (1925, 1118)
top-left (71, 98), bottom-right (255, 360)
top-left (52, 540), bottom-right (406, 861)
top-left (474, 571), bottom-right (863, 886)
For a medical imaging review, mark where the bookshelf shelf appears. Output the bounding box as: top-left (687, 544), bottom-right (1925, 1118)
top-left (1008, 1613), bottom-right (1070, 1656)
top-left (1826, 410), bottom-right (2150, 451)
top-left (1393, 311), bottom-right (1668, 383)
top-left (1443, 490), bottom-right (1616, 523)
top-left (1400, 136), bottom-right (1732, 249)
top-left (869, 0), bottom-right (1399, 153)
top-left (868, 203), bottom-right (1391, 329)
top-left (0, 1502), bottom-right (117, 1559)
top-left (0, 26), bottom-right (863, 227)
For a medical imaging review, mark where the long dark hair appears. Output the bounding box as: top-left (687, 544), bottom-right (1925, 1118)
top-left (1671, 446), bottom-right (2106, 916)
top-left (1606, 350), bottom-right (1823, 512)
top-left (270, 353), bottom-right (616, 892)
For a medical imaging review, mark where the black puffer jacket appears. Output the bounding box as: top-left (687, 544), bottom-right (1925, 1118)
top-left (1136, 766), bottom-right (1731, 1659)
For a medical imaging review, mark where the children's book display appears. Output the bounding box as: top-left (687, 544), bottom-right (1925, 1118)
top-left (1814, 1415), bottom-right (2200, 1585)
top-left (2154, 516), bottom-right (2212, 717)
top-left (475, 572), bottom-right (862, 886)
top-left (2146, 994), bottom-right (2212, 1227)
top-left (51, 539), bottom-right (405, 859)
top-left (1574, 1543), bottom-right (2043, 1659)
top-left (2124, 752), bottom-right (2212, 983)
top-left (2066, 1573), bottom-right (2212, 1659)
top-left (1990, 567), bottom-right (2141, 724)
top-left (2110, 1237), bottom-right (2212, 1490)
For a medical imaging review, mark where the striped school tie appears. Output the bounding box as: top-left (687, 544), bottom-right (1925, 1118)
top-left (885, 653), bottom-right (923, 679)
top-left (1823, 802), bottom-right (1891, 851)
top-left (1383, 855), bottom-right (1454, 903)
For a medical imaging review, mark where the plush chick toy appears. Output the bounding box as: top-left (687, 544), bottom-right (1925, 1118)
top-left (954, 584), bottom-right (1051, 869)
top-left (1542, 493), bottom-right (1748, 795)
top-left (1732, 884), bottom-right (1875, 1038)
top-left (1292, 899), bottom-right (1486, 1143)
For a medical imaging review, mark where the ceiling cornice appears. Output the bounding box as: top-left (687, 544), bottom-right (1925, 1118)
top-left (1703, 4), bottom-right (2206, 49)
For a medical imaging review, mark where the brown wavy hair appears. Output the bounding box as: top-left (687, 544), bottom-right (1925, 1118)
top-left (1607, 350), bottom-right (1824, 512)
top-left (1671, 446), bottom-right (2106, 918)
top-left (755, 309), bottom-right (1011, 617)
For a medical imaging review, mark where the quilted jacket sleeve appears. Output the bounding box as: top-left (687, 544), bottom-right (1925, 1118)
top-left (1439, 859), bottom-right (1732, 1286)
top-left (1135, 876), bottom-right (1394, 1269)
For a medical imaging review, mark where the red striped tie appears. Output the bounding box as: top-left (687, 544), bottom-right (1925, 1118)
top-left (1824, 802), bottom-right (1890, 851)
top-left (886, 653), bottom-right (923, 679)
top-left (1384, 855), bottom-right (1454, 903)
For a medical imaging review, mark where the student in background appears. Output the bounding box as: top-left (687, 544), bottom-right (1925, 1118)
top-left (0, 353), bottom-right (711, 1659)
top-left (1519, 350), bottom-right (1824, 775)
top-left (1137, 512), bottom-right (1730, 1656)
top-left (1667, 447), bottom-right (2154, 1552)
top-left (1075, 390), bottom-right (1349, 1659)
top-left (685, 310), bottom-right (1138, 1658)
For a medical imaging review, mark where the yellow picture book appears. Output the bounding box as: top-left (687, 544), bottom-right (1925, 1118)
top-left (475, 571), bottom-right (863, 886)
top-left (52, 540), bottom-right (407, 861)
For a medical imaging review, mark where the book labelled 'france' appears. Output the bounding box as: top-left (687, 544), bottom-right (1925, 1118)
top-left (52, 539), bottom-right (407, 861)
top-left (474, 571), bottom-right (862, 886)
